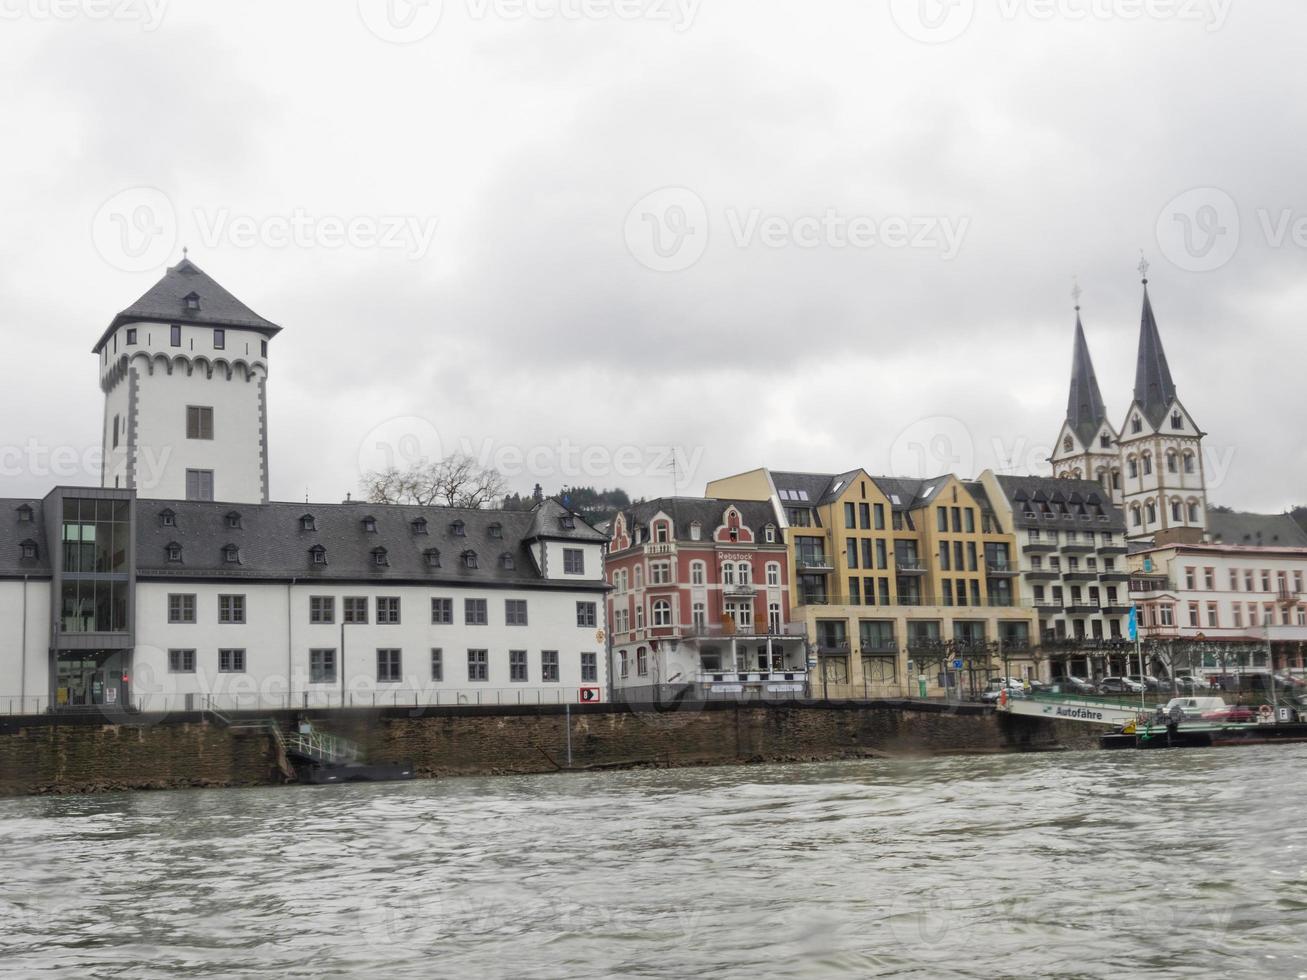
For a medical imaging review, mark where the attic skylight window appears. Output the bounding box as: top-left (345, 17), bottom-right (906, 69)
top-left (561, 515), bottom-right (576, 530)
top-left (424, 548), bottom-right (441, 568)
top-left (225, 511), bottom-right (242, 529)
top-left (488, 523), bottom-right (503, 539)
top-left (372, 547), bottom-right (389, 567)
top-left (300, 514), bottom-right (316, 531)
top-left (184, 292), bottom-right (201, 312)
top-left (461, 549), bottom-right (478, 569)
top-left (222, 545), bottom-right (241, 564)
top-left (499, 552), bottom-right (515, 570)
top-left (309, 545), bottom-right (327, 565)
top-left (160, 509), bottom-right (176, 528)
top-left (411, 518), bottom-right (429, 535)
top-left (451, 520), bottom-right (466, 537)
top-left (20, 541), bottom-right (37, 560)
top-left (16, 504), bottom-right (32, 523)
top-left (362, 516), bottom-right (377, 533)
top-left (166, 543), bottom-right (182, 562)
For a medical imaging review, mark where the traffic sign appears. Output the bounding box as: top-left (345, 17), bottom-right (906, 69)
top-left (952, 658), bottom-right (964, 670)
top-left (579, 687), bottom-right (601, 702)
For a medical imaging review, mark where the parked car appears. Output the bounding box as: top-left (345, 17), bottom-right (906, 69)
top-left (1099, 676), bottom-right (1145, 695)
top-left (1171, 675), bottom-right (1204, 694)
top-left (1126, 674), bottom-right (1163, 692)
top-left (1200, 706), bottom-right (1257, 723)
top-left (1163, 696), bottom-right (1226, 719)
top-left (1274, 674), bottom-right (1307, 690)
top-left (1052, 676), bottom-right (1096, 695)
top-left (978, 677), bottom-right (1025, 702)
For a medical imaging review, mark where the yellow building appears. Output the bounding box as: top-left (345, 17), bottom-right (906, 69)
top-left (705, 468), bottom-right (1039, 698)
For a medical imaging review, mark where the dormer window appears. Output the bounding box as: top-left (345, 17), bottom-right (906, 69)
top-left (19, 540), bottom-right (37, 560)
top-left (309, 544), bottom-right (327, 565)
top-left (1131, 416), bottom-right (1142, 434)
top-left (765, 524), bottom-right (776, 543)
top-left (160, 509), bottom-right (176, 528)
top-left (461, 549), bottom-right (478, 569)
top-left (225, 511), bottom-right (242, 529)
top-left (300, 514), bottom-right (316, 531)
top-left (1100, 434), bottom-right (1112, 449)
top-left (423, 548), bottom-right (441, 568)
top-left (499, 552), bottom-right (515, 570)
top-left (165, 542), bottom-right (182, 562)
top-left (222, 544), bottom-right (241, 564)
top-left (183, 291), bottom-right (201, 312)
top-left (561, 514), bottom-right (576, 530)
top-left (411, 518), bottom-right (429, 535)
top-left (1171, 412), bottom-right (1183, 430)
top-left (362, 516), bottom-right (377, 533)
top-left (655, 523), bottom-right (668, 543)
top-left (450, 520), bottom-right (466, 537)
top-left (371, 547), bottom-right (389, 567)
top-left (16, 504), bottom-right (32, 523)
top-left (488, 523), bottom-right (503, 539)
top-left (690, 521), bottom-right (702, 541)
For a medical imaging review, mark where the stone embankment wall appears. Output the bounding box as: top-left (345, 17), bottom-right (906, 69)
top-left (0, 700), bottom-right (1101, 797)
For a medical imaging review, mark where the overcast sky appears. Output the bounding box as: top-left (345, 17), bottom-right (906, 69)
top-left (1, 0), bottom-right (1304, 513)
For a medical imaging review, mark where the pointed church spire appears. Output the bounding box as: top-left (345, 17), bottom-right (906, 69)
top-left (1132, 261), bottom-right (1177, 428)
top-left (1065, 285), bottom-right (1108, 448)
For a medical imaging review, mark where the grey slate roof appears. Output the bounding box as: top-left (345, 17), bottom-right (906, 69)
top-left (1207, 512), bottom-right (1307, 548)
top-left (93, 258), bottom-right (282, 354)
top-left (0, 499), bottom-right (51, 577)
top-left (134, 498), bottom-right (606, 589)
top-left (770, 471), bottom-right (837, 508)
top-left (526, 498), bottom-right (607, 543)
top-left (868, 476), bottom-right (950, 512)
top-left (1066, 311), bottom-right (1110, 446)
top-left (1133, 283), bottom-right (1177, 428)
top-left (616, 497), bottom-right (780, 546)
top-left (991, 474), bottom-right (1125, 531)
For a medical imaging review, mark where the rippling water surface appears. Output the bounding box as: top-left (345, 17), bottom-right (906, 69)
top-left (3, 747), bottom-right (1307, 978)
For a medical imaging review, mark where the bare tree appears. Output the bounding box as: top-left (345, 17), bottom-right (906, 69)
top-left (361, 454), bottom-right (507, 509)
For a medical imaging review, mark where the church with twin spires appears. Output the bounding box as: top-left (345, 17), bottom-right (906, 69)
top-left (1049, 262), bottom-right (1208, 544)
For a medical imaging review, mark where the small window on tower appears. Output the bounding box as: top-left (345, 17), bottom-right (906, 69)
top-left (213, 328), bottom-right (225, 350)
top-left (1063, 435), bottom-right (1073, 452)
top-left (126, 328), bottom-right (137, 345)
top-left (1171, 412), bottom-right (1183, 430)
top-left (170, 324), bottom-right (181, 347)
top-left (1131, 416), bottom-right (1142, 434)
top-left (186, 406), bottom-right (214, 440)
top-left (185, 469), bottom-right (214, 502)
top-left (260, 340), bottom-right (268, 357)
top-left (1100, 434), bottom-right (1111, 448)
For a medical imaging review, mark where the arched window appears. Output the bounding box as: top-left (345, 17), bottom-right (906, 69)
top-left (1188, 501), bottom-right (1201, 523)
top-left (690, 561), bottom-right (706, 586)
top-left (1183, 452), bottom-right (1195, 474)
top-left (652, 599), bottom-right (672, 627)
top-left (1127, 456), bottom-right (1139, 479)
top-left (1145, 500), bottom-right (1157, 524)
top-left (1063, 435), bottom-right (1073, 452)
top-left (1171, 412), bottom-right (1183, 430)
top-left (1166, 451), bottom-right (1178, 474)
top-left (1171, 500), bottom-right (1182, 521)
top-left (1111, 469), bottom-right (1121, 491)
top-left (1131, 416), bottom-right (1143, 434)
top-left (722, 562), bottom-right (736, 585)
top-left (655, 522), bottom-right (669, 543)
top-left (766, 562), bottom-right (781, 587)
top-left (1141, 452), bottom-right (1153, 476)
top-left (738, 563), bottom-right (751, 586)
top-left (1130, 504), bottom-right (1142, 526)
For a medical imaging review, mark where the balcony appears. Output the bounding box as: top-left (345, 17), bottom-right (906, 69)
top-left (643, 542), bottom-right (676, 557)
top-left (1064, 603), bottom-right (1099, 614)
top-left (1100, 571), bottom-right (1131, 582)
top-left (859, 640), bottom-right (900, 655)
top-left (696, 669), bottom-right (808, 686)
top-left (1130, 575), bottom-right (1173, 593)
top-left (985, 561), bottom-right (1018, 577)
top-left (1102, 604), bottom-right (1133, 614)
top-left (1278, 587), bottom-right (1302, 605)
top-left (1025, 570), bottom-right (1060, 580)
top-left (895, 558), bottom-right (927, 575)
top-left (1098, 544), bottom-right (1128, 555)
top-left (1063, 571), bottom-right (1098, 581)
top-left (1022, 542), bottom-right (1057, 554)
top-left (795, 553), bottom-right (834, 573)
top-left (1061, 541), bottom-right (1095, 553)
top-left (722, 582), bottom-right (757, 597)
top-left (815, 640), bottom-right (851, 655)
top-left (682, 623), bottom-right (798, 640)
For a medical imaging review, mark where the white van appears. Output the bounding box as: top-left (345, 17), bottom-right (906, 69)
top-left (1163, 696), bottom-right (1226, 718)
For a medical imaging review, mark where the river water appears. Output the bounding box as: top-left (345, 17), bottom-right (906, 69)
top-left (2, 746), bottom-right (1306, 978)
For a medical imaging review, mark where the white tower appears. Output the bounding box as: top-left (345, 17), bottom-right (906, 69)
top-left (1117, 262), bottom-right (1206, 543)
top-left (1050, 286), bottom-right (1122, 503)
top-left (95, 257), bottom-right (280, 503)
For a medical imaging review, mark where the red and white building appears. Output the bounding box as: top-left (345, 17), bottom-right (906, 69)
top-left (605, 498), bottom-right (809, 698)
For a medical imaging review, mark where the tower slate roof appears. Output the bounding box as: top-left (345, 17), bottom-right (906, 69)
top-left (1132, 283), bottom-right (1177, 428)
top-left (1066, 310), bottom-right (1109, 447)
top-left (93, 258), bottom-right (282, 353)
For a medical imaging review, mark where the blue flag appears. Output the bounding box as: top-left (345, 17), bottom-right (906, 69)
top-left (1128, 607), bottom-right (1138, 641)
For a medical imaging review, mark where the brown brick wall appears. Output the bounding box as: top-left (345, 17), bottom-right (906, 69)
top-left (0, 702), bottom-right (1098, 797)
